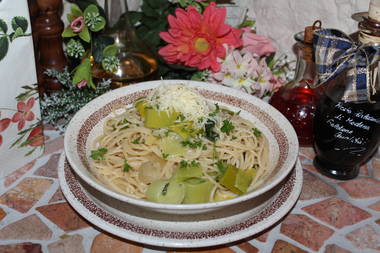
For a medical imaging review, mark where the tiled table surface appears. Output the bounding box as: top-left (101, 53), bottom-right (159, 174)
top-left (0, 126), bottom-right (379, 253)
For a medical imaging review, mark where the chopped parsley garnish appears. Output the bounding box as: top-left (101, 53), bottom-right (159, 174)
top-left (162, 153), bottom-right (169, 159)
top-left (231, 135), bottom-right (238, 140)
top-left (181, 139), bottom-right (203, 149)
top-left (123, 160), bottom-right (133, 172)
top-left (117, 118), bottom-right (130, 126)
top-left (208, 103), bottom-right (220, 117)
top-left (221, 119), bottom-right (235, 134)
top-left (179, 114), bottom-right (186, 121)
top-left (216, 160), bottom-right (228, 173)
top-left (90, 148), bottom-right (107, 160)
top-left (131, 136), bottom-right (143, 144)
top-left (252, 128), bottom-right (262, 137)
top-left (179, 160), bottom-right (189, 168)
top-left (162, 182), bottom-right (169, 195)
top-left (204, 119), bottom-right (219, 141)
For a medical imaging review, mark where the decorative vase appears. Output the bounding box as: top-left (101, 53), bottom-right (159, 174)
top-left (91, 0), bottom-right (158, 87)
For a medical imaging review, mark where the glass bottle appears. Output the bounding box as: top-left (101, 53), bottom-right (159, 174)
top-left (91, 0), bottom-right (158, 87)
top-left (313, 1), bottom-right (380, 180)
top-left (269, 21), bottom-right (322, 146)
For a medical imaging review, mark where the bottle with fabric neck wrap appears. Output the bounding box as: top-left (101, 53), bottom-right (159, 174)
top-left (313, 0), bottom-right (380, 180)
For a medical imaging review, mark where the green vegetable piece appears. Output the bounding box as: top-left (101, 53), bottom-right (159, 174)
top-left (159, 133), bottom-right (187, 156)
top-left (172, 162), bottom-right (203, 182)
top-left (144, 109), bottom-right (178, 128)
top-left (219, 164), bottom-right (255, 194)
top-left (219, 164), bottom-right (241, 194)
top-left (169, 121), bottom-right (195, 139)
top-left (182, 178), bottom-right (214, 204)
top-left (235, 169), bottom-right (254, 193)
top-left (103, 44), bottom-right (118, 57)
top-left (135, 99), bottom-right (148, 117)
top-left (146, 180), bottom-right (185, 204)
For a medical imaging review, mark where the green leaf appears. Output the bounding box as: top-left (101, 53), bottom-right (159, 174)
top-left (0, 19), bottom-right (8, 34)
top-left (84, 4), bottom-right (100, 16)
top-left (67, 13), bottom-right (76, 23)
top-left (141, 2), bottom-right (159, 17)
top-left (90, 16), bottom-right (105, 32)
top-left (72, 58), bottom-right (91, 85)
top-left (71, 4), bottom-right (84, 17)
top-left (78, 26), bottom-right (91, 42)
top-left (62, 27), bottom-right (76, 38)
top-left (92, 34), bottom-right (114, 62)
top-left (0, 36), bottom-right (9, 61)
top-left (12, 27), bottom-right (24, 40)
top-left (12, 16), bottom-right (28, 33)
top-left (103, 44), bottom-right (118, 57)
top-left (128, 11), bottom-right (143, 26)
top-left (221, 120), bottom-right (235, 135)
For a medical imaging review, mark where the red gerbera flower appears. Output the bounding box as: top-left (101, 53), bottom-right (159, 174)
top-left (12, 97), bottom-right (36, 130)
top-left (158, 2), bottom-right (242, 72)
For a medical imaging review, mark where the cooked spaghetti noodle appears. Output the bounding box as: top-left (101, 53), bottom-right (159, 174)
top-left (89, 84), bottom-right (269, 203)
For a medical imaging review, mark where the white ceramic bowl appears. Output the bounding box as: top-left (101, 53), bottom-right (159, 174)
top-left (64, 80), bottom-right (299, 215)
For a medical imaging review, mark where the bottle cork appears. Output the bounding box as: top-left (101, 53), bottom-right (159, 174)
top-left (303, 20), bottom-right (322, 44)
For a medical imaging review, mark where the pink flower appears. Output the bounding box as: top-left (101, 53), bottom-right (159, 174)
top-left (70, 16), bottom-right (85, 33)
top-left (241, 27), bottom-right (275, 57)
top-left (12, 97), bottom-right (35, 130)
top-left (76, 79), bottom-right (87, 88)
top-left (26, 127), bottom-right (44, 147)
top-left (159, 2), bottom-right (242, 72)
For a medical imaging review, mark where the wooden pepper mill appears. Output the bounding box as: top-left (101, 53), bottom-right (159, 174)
top-left (35, 0), bottom-right (67, 95)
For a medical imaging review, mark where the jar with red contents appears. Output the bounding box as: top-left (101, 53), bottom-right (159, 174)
top-left (269, 21), bottom-right (322, 146)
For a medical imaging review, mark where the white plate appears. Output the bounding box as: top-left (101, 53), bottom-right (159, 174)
top-left (58, 152), bottom-right (303, 248)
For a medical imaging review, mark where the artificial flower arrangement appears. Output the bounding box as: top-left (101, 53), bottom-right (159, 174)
top-left (41, 0), bottom-right (292, 130)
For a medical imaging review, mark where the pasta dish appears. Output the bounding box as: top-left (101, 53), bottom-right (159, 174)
top-left (89, 84), bottom-right (269, 204)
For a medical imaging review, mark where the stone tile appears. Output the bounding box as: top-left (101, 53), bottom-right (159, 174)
top-left (271, 240), bottom-right (308, 253)
top-left (49, 188), bottom-right (65, 203)
top-left (36, 202), bottom-right (90, 232)
top-left (302, 197), bottom-right (371, 229)
top-left (4, 160), bottom-right (36, 187)
top-left (0, 242), bottom-right (42, 253)
top-left (280, 214), bottom-right (334, 251)
top-left (339, 178), bottom-right (380, 199)
top-left (299, 170), bottom-right (337, 201)
top-left (324, 244), bottom-right (352, 253)
top-left (91, 233), bottom-right (143, 253)
top-left (0, 177), bottom-right (53, 213)
top-left (373, 159), bottom-right (380, 179)
top-left (255, 230), bottom-right (270, 242)
top-left (43, 136), bottom-right (64, 156)
top-left (0, 208), bottom-right (6, 221)
top-left (237, 242), bottom-right (258, 253)
top-left (359, 164), bottom-right (369, 177)
top-left (368, 200), bottom-right (380, 211)
top-left (168, 249), bottom-right (235, 253)
top-left (34, 153), bottom-right (61, 178)
top-left (48, 234), bottom-right (85, 253)
top-left (298, 147), bottom-right (315, 161)
top-left (0, 214), bottom-right (52, 240)
top-left (345, 224), bottom-right (380, 251)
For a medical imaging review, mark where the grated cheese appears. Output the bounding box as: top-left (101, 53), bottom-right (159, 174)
top-left (147, 84), bottom-right (212, 126)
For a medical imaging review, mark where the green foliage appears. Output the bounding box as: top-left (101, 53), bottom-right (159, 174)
top-left (41, 69), bottom-right (112, 132)
top-left (11, 16), bottom-right (28, 33)
top-left (0, 16), bottom-right (30, 62)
